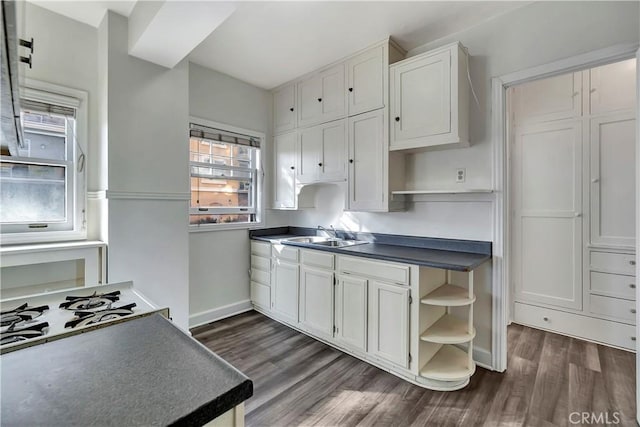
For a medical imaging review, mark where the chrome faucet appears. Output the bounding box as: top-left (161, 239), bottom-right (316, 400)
top-left (317, 225), bottom-right (337, 239)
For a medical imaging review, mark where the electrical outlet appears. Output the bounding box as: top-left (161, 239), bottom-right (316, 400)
top-left (456, 168), bottom-right (466, 183)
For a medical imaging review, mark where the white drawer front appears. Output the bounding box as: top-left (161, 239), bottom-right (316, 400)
top-left (514, 302), bottom-right (636, 351)
top-left (590, 251), bottom-right (636, 275)
top-left (590, 271), bottom-right (635, 300)
top-left (251, 255), bottom-right (271, 272)
top-left (301, 249), bottom-right (335, 270)
top-left (338, 255), bottom-right (409, 285)
top-left (589, 295), bottom-right (636, 324)
top-left (273, 244), bottom-right (299, 262)
top-left (251, 268), bottom-right (270, 286)
top-left (251, 241), bottom-right (272, 257)
top-left (251, 281), bottom-right (270, 309)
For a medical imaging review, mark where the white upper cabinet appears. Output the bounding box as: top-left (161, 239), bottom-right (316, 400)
top-left (590, 59), bottom-right (637, 115)
top-left (298, 64), bottom-right (346, 127)
top-left (273, 131), bottom-right (297, 209)
top-left (590, 112), bottom-right (636, 248)
top-left (512, 72), bottom-right (582, 125)
top-left (390, 42), bottom-right (469, 151)
top-left (347, 45), bottom-right (384, 116)
top-left (273, 83), bottom-right (296, 134)
top-left (297, 119), bottom-right (347, 184)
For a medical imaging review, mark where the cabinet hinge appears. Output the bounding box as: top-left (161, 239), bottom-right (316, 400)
top-left (409, 295), bottom-right (413, 304)
top-left (333, 325), bottom-right (337, 334)
top-left (334, 276), bottom-right (337, 286)
top-left (409, 353), bottom-right (412, 363)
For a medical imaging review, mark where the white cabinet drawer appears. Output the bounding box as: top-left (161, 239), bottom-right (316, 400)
top-left (590, 251), bottom-right (636, 275)
top-left (590, 271), bottom-right (635, 300)
top-left (272, 244), bottom-right (298, 262)
top-left (251, 241), bottom-right (272, 257)
top-left (301, 249), bottom-right (334, 270)
top-left (338, 256), bottom-right (409, 285)
top-left (251, 281), bottom-right (270, 309)
top-left (251, 255), bottom-right (270, 272)
top-left (251, 268), bottom-right (270, 286)
top-left (514, 302), bottom-right (636, 351)
top-left (589, 295), bottom-right (636, 324)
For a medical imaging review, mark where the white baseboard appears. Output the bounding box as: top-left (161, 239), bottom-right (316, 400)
top-left (189, 299), bottom-right (252, 328)
top-left (473, 347), bottom-right (493, 371)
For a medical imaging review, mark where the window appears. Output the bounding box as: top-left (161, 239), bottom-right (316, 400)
top-left (0, 81), bottom-right (87, 244)
top-left (189, 122), bottom-right (262, 228)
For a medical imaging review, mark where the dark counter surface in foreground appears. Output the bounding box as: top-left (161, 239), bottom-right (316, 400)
top-left (1, 313), bottom-right (252, 426)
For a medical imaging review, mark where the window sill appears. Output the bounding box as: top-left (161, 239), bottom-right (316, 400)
top-left (188, 221), bottom-right (264, 233)
top-left (0, 229), bottom-right (87, 246)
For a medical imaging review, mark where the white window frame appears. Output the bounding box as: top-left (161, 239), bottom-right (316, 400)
top-left (1, 79), bottom-right (88, 245)
top-left (188, 117), bottom-right (265, 232)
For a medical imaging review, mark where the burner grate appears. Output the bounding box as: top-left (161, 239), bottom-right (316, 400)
top-left (59, 291), bottom-right (121, 311)
top-left (65, 303), bottom-right (137, 329)
top-left (0, 303), bottom-right (49, 327)
top-left (0, 322), bottom-right (49, 345)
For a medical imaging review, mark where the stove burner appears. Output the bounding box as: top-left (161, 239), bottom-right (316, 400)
top-left (59, 291), bottom-right (121, 311)
top-left (0, 303), bottom-right (49, 327)
top-left (0, 321), bottom-right (49, 345)
top-left (65, 302), bottom-right (136, 329)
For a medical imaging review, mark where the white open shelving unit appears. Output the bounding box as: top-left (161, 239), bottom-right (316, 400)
top-left (416, 269), bottom-right (476, 391)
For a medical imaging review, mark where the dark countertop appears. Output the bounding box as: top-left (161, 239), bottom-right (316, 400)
top-left (1, 314), bottom-right (253, 426)
top-left (250, 227), bottom-right (491, 272)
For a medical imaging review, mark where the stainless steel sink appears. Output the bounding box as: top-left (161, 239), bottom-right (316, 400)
top-left (283, 236), bottom-right (332, 244)
top-left (308, 239), bottom-right (368, 248)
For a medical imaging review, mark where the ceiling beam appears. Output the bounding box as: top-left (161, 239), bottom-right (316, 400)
top-left (128, 1), bottom-right (235, 69)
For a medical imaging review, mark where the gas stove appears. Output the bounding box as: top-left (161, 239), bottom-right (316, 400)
top-left (0, 282), bottom-right (169, 354)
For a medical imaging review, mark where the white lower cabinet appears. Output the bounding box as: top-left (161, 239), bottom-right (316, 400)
top-left (368, 280), bottom-right (410, 369)
top-left (299, 266), bottom-right (334, 338)
top-left (334, 275), bottom-right (368, 353)
top-left (272, 259), bottom-right (299, 324)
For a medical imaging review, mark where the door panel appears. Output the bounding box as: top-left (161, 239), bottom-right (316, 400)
top-left (590, 113), bottom-right (636, 247)
top-left (274, 84), bottom-right (296, 133)
top-left (335, 275), bottom-right (367, 352)
top-left (273, 260), bottom-right (299, 324)
top-left (273, 131), bottom-right (296, 209)
top-left (513, 72), bottom-right (582, 125)
top-left (298, 76), bottom-right (322, 127)
top-left (297, 126), bottom-right (321, 184)
top-left (348, 110), bottom-right (384, 211)
top-left (368, 280), bottom-right (410, 368)
top-left (319, 119), bottom-right (347, 182)
top-left (348, 45), bottom-right (384, 115)
top-left (320, 64), bottom-right (346, 123)
top-left (590, 59), bottom-right (637, 114)
top-left (393, 50), bottom-right (451, 142)
top-left (513, 121), bottom-right (583, 310)
top-left (300, 267), bottom-right (334, 337)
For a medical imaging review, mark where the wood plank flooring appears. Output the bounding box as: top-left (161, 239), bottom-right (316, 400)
top-left (191, 311), bottom-right (636, 427)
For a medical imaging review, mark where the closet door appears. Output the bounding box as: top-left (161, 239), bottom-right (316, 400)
top-left (512, 72), bottom-right (582, 125)
top-left (513, 120), bottom-right (583, 310)
top-left (590, 59), bottom-right (637, 115)
top-left (590, 112), bottom-right (636, 248)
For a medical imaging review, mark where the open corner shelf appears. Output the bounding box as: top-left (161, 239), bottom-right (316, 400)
top-left (420, 284), bottom-right (475, 306)
top-left (420, 314), bottom-right (476, 344)
top-left (419, 344), bottom-right (476, 382)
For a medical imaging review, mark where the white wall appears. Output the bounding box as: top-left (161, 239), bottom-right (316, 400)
top-left (188, 63), bottom-right (289, 326)
top-left (100, 12), bottom-right (190, 330)
top-left (288, 1), bottom-right (640, 358)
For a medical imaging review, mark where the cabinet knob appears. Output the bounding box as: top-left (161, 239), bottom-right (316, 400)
top-left (632, 336), bottom-right (637, 341)
top-left (630, 284), bottom-right (636, 289)
top-left (574, 212), bottom-right (582, 218)
top-left (290, 166), bottom-right (295, 170)
top-left (395, 117), bottom-right (400, 122)
top-left (632, 309), bottom-right (637, 314)
top-left (349, 159), bottom-right (354, 164)
top-left (543, 317), bottom-right (549, 322)
top-left (289, 107), bottom-right (294, 112)
top-left (591, 178), bottom-right (600, 183)
top-left (348, 88), bottom-right (353, 92)
top-left (630, 260), bottom-right (636, 266)
top-left (318, 163), bottom-right (323, 167)
top-left (317, 98), bottom-right (322, 102)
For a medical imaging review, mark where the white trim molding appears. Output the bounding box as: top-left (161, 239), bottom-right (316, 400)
top-left (189, 299), bottom-right (253, 328)
top-left (87, 190), bottom-right (107, 200)
top-left (106, 191), bottom-right (191, 201)
top-left (491, 42), bottom-right (640, 374)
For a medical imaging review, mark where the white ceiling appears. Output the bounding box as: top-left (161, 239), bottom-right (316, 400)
top-left (30, 1), bottom-right (527, 89)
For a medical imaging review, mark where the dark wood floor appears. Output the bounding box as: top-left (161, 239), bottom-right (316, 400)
top-left (192, 311), bottom-right (636, 427)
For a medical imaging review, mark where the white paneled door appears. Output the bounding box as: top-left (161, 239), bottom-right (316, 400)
top-left (513, 120), bottom-right (583, 310)
top-left (273, 131), bottom-right (297, 209)
top-left (299, 266), bottom-right (334, 338)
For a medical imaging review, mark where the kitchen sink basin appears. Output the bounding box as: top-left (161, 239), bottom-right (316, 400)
top-left (283, 236), bottom-right (332, 243)
top-left (309, 239), bottom-right (368, 248)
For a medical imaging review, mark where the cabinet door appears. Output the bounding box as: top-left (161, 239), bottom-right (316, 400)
top-left (368, 280), bottom-right (410, 368)
top-left (590, 112), bottom-right (636, 248)
top-left (319, 64), bottom-right (346, 123)
top-left (391, 50), bottom-right (451, 143)
top-left (298, 75), bottom-right (322, 127)
top-left (272, 259), bottom-right (299, 324)
top-left (251, 282), bottom-right (270, 310)
top-left (297, 126), bottom-right (321, 184)
top-left (348, 45), bottom-right (384, 116)
top-left (319, 119), bottom-right (347, 182)
top-left (590, 59), bottom-right (637, 115)
top-left (273, 131), bottom-right (297, 209)
top-left (512, 120), bottom-right (583, 310)
top-left (348, 110), bottom-right (385, 211)
top-left (335, 275), bottom-right (367, 353)
top-left (299, 266), bottom-right (334, 337)
top-left (274, 83), bottom-right (296, 134)
top-left (512, 72), bottom-right (582, 125)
